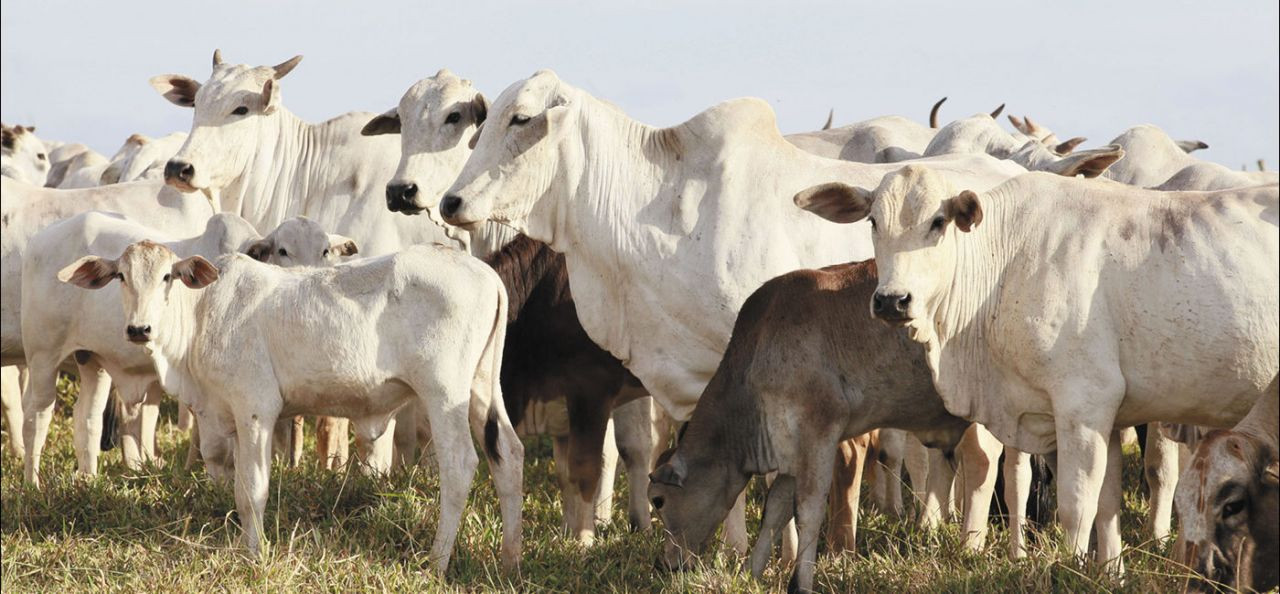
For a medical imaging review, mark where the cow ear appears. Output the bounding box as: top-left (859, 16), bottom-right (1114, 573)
top-left (261, 78), bottom-right (281, 115)
top-left (328, 234), bottom-right (358, 257)
top-left (1176, 139), bottom-right (1209, 154)
top-left (1, 126), bottom-right (13, 150)
top-left (172, 256), bottom-right (219, 288)
top-left (149, 75), bottom-right (201, 108)
top-left (1052, 137), bottom-right (1088, 155)
top-left (361, 108), bottom-right (401, 136)
top-left (468, 122), bottom-right (485, 150)
top-left (244, 239), bottom-right (273, 262)
top-left (794, 182), bottom-right (874, 224)
top-left (649, 454), bottom-right (687, 487)
top-left (944, 190), bottom-right (983, 232)
top-left (470, 93), bottom-right (489, 126)
top-left (57, 256), bottom-right (120, 289)
top-left (1047, 145), bottom-right (1125, 178)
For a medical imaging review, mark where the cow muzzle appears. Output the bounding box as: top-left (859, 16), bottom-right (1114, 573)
top-left (164, 160), bottom-right (197, 192)
top-left (125, 325), bottom-right (152, 344)
top-left (872, 291), bottom-right (913, 324)
top-left (386, 183), bottom-right (424, 215)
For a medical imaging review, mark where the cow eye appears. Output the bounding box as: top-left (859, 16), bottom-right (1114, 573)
top-left (322, 248), bottom-right (330, 258)
top-left (277, 248), bottom-right (288, 257)
top-left (37, 153), bottom-right (47, 161)
top-left (930, 216), bottom-right (946, 233)
top-left (1222, 499), bottom-right (1245, 518)
top-left (232, 106), bottom-right (249, 116)
top-left (444, 112), bottom-right (462, 124)
top-left (510, 114), bottom-right (531, 126)
top-left (163, 274), bottom-right (172, 283)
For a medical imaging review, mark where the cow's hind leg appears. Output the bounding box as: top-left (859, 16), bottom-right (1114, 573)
top-left (788, 440), bottom-right (838, 594)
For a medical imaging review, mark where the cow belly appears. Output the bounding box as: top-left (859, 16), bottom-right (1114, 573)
top-left (279, 379), bottom-right (414, 420)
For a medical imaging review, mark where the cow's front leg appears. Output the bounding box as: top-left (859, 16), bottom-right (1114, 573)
top-left (1094, 429), bottom-right (1125, 573)
top-left (234, 405), bottom-right (277, 556)
top-left (1054, 409), bottom-right (1115, 564)
top-left (750, 473), bottom-right (796, 579)
top-left (1004, 447), bottom-right (1032, 558)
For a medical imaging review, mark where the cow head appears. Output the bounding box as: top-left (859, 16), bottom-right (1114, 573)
top-left (1175, 430), bottom-right (1279, 593)
top-left (795, 166), bottom-right (969, 330)
top-left (361, 69), bottom-right (488, 216)
top-left (244, 216), bottom-right (358, 266)
top-left (1, 123), bottom-right (50, 186)
top-left (58, 241), bottom-right (218, 345)
top-left (648, 440), bottom-right (750, 571)
top-left (441, 69), bottom-right (578, 234)
top-left (150, 50), bottom-right (303, 193)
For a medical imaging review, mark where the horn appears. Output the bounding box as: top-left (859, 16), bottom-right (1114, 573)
top-left (989, 103), bottom-right (1005, 119)
top-left (930, 97), bottom-right (947, 128)
top-left (212, 49), bottom-right (224, 68)
top-left (822, 108), bottom-right (834, 131)
top-left (1053, 136), bottom-right (1087, 155)
top-left (272, 55), bottom-right (304, 79)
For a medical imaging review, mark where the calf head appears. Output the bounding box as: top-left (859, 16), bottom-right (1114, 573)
top-left (648, 438), bottom-right (750, 571)
top-left (150, 49), bottom-right (303, 193)
top-left (795, 166), bottom-right (970, 334)
top-left (1, 123), bottom-right (50, 185)
top-left (1175, 430), bottom-right (1279, 593)
top-left (245, 216), bottom-right (357, 267)
top-left (362, 69), bottom-right (488, 216)
top-left (442, 69), bottom-right (579, 234)
top-left (58, 241), bottom-right (219, 344)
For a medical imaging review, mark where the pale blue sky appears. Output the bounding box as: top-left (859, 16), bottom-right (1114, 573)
top-left (3, 1), bottom-right (1276, 170)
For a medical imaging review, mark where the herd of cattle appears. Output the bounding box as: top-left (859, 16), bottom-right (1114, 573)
top-left (1, 50), bottom-right (1277, 592)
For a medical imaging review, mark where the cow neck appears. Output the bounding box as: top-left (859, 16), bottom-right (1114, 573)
top-left (145, 279), bottom-right (207, 397)
top-left (219, 108), bottom-right (314, 231)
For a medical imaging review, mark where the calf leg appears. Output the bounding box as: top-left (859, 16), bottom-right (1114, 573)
top-left (612, 397), bottom-right (657, 532)
top-left (471, 404), bottom-right (524, 572)
top-left (790, 445), bottom-right (838, 594)
top-left (875, 429), bottom-right (907, 518)
top-left (921, 446), bottom-right (957, 529)
top-left (751, 474), bottom-right (796, 579)
top-left (139, 387), bottom-right (162, 464)
top-left (724, 490), bottom-right (751, 554)
top-left (71, 361), bottom-right (111, 475)
top-left (1, 366), bottom-right (25, 458)
top-left (827, 432), bottom-right (872, 554)
top-left (23, 354), bottom-right (63, 487)
top-left (233, 406), bottom-right (277, 556)
top-left (957, 424), bottom-right (1001, 552)
top-left (116, 384), bottom-right (154, 471)
top-left (196, 409), bottom-right (236, 484)
top-left (553, 435), bottom-right (594, 544)
top-left (1144, 426), bottom-right (1179, 541)
top-left (1004, 447), bottom-right (1033, 558)
top-left (315, 416), bottom-right (350, 470)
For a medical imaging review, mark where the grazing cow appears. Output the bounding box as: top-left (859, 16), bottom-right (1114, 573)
top-left (648, 260), bottom-right (971, 593)
top-left (150, 50), bottom-right (459, 256)
top-left (63, 242), bottom-right (523, 572)
top-left (1176, 380), bottom-right (1279, 593)
top-left (21, 213), bottom-right (349, 486)
top-left (923, 114), bottom-right (1125, 178)
top-left (793, 167), bottom-right (1278, 569)
top-left (1, 124), bottom-right (50, 186)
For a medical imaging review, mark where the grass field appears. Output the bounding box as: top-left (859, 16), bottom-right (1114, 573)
top-left (1, 384), bottom-right (1199, 592)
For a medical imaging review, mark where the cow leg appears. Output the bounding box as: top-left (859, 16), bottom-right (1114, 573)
top-left (233, 404), bottom-right (277, 557)
top-left (1004, 447), bottom-right (1033, 558)
top-left (1144, 426), bottom-right (1180, 541)
top-left (116, 382), bottom-right (155, 471)
top-left (1094, 430), bottom-right (1125, 572)
top-left (1, 366), bottom-right (25, 458)
top-left (553, 434), bottom-right (594, 544)
top-left (467, 379), bottom-right (524, 572)
top-left (184, 414), bottom-right (202, 470)
top-left (593, 419), bottom-right (619, 528)
top-left (316, 416), bottom-right (349, 470)
top-left (289, 416), bottom-right (304, 467)
top-left (71, 360), bottom-right (111, 475)
top-left (22, 354), bottom-right (64, 487)
top-left (392, 404), bottom-right (420, 469)
top-left (565, 393), bottom-right (613, 502)
top-left (827, 433), bottom-right (871, 554)
top-left (957, 424), bottom-right (1000, 552)
top-left (724, 489), bottom-right (751, 554)
top-left (904, 433), bottom-right (931, 521)
top-left (1054, 410), bottom-right (1115, 564)
top-left (921, 446), bottom-right (957, 529)
top-left (139, 386), bottom-right (162, 464)
top-left (762, 472), bottom-right (799, 566)
top-left (751, 473), bottom-right (796, 579)
top-left (789, 444), bottom-right (838, 594)
top-left (612, 397), bottom-right (656, 532)
top-left (876, 429), bottom-right (907, 518)
top-left (353, 416), bottom-right (395, 476)
top-left (196, 408), bottom-right (235, 484)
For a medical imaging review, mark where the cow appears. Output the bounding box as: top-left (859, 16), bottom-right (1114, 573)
top-left (45, 143), bottom-right (101, 188)
top-left (1, 124), bottom-right (50, 186)
top-left (1103, 125), bottom-right (1273, 189)
top-left (56, 149), bottom-right (112, 189)
top-left (62, 241), bottom-right (523, 572)
top-left (648, 260), bottom-right (971, 593)
top-left (150, 50), bottom-right (459, 256)
top-left (792, 166), bottom-right (1278, 571)
top-left (784, 98), bottom-right (1006, 164)
top-left (1155, 161), bottom-right (1278, 191)
top-left (20, 212), bottom-right (351, 486)
top-left (1176, 380), bottom-right (1279, 593)
top-left (923, 114), bottom-right (1125, 178)
top-left (113, 132), bottom-right (189, 183)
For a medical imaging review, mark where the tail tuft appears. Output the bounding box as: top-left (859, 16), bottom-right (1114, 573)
top-left (484, 411), bottom-right (501, 464)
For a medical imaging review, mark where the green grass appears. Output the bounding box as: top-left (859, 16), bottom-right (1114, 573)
top-left (2, 391), bottom-right (1199, 592)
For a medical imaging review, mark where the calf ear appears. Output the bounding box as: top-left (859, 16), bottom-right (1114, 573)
top-left (944, 190), bottom-right (983, 232)
top-left (328, 234), bottom-right (359, 257)
top-left (1052, 137), bottom-right (1088, 155)
top-left (361, 108), bottom-right (401, 136)
top-left (261, 78), bottom-right (282, 115)
top-left (57, 256), bottom-right (119, 289)
top-left (172, 256), bottom-right (219, 288)
top-left (1048, 145), bottom-right (1124, 178)
top-left (470, 93), bottom-right (489, 126)
top-left (649, 454), bottom-right (687, 487)
top-left (793, 182), bottom-right (874, 224)
top-left (244, 239), bottom-right (273, 262)
top-left (149, 75), bottom-right (201, 108)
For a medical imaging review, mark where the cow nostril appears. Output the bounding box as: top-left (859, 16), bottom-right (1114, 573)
top-left (897, 294), bottom-right (912, 311)
top-left (872, 293), bottom-right (886, 312)
top-left (441, 195), bottom-right (463, 218)
top-left (179, 164), bottom-right (194, 181)
top-left (402, 184), bottom-right (418, 199)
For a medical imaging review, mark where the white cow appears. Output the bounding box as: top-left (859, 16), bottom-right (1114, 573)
top-left (924, 114), bottom-right (1125, 177)
top-left (63, 242), bottom-right (523, 573)
top-left (20, 212), bottom-right (354, 486)
top-left (150, 50), bottom-right (460, 255)
top-left (45, 143), bottom-right (100, 188)
top-left (57, 150), bottom-right (113, 189)
top-left (1, 124), bottom-right (50, 186)
top-left (793, 166), bottom-right (1278, 569)
top-left (784, 98), bottom-right (1008, 164)
top-left (114, 132), bottom-right (189, 183)
top-left (1155, 161), bottom-right (1278, 191)
top-left (1101, 125), bottom-right (1273, 189)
